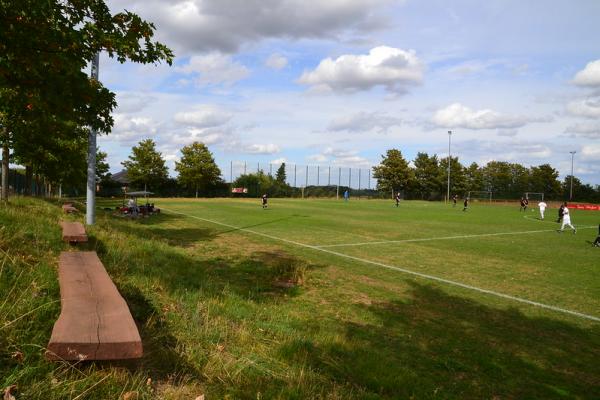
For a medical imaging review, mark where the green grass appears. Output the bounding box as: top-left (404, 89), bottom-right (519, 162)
top-left (1, 197), bottom-right (599, 399)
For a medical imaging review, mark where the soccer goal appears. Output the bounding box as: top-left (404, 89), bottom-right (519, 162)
top-left (467, 191), bottom-right (493, 202)
top-left (525, 192), bottom-right (544, 201)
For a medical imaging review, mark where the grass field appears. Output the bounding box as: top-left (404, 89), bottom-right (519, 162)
top-left (1, 197), bottom-right (599, 399)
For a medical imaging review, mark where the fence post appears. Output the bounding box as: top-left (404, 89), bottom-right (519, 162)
top-left (305, 165), bottom-right (308, 191)
top-left (244, 161), bottom-right (247, 175)
top-left (368, 169), bottom-right (371, 190)
top-left (349, 168), bottom-right (352, 190)
top-left (269, 163), bottom-right (272, 176)
top-left (358, 169), bottom-right (361, 199)
top-left (328, 166), bottom-right (331, 186)
top-left (294, 164), bottom-right (297, 188)
top-left (337, 167), bottom-right (341, 199)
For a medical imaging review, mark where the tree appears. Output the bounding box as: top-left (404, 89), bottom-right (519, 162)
top-left (175, 142), bottom-right (222, 198)
top-left (233, 171), bottom-right (275, 198)
top-left (413, 152), bottom-right (442, 200)
top-left (96, 149), bottom-right (110, 182)
top-left (439, 156), bottom-right (467, 198)
top-left (464, 162), bottom-right (484, 192)
top-left (372, 149), bottom-right (414, 195)
top-left (529, 164), bottom-right (561, 200)
top-left (0, 0), bottom-right (173, 200)
top-left (122, 139), bottom-right (168, 191)
top-left (275, 163), bottom-right (287, 184)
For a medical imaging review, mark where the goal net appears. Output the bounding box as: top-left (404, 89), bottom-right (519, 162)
top-left (525, 192), bottom-right (544, 201)
top-left (467, 191), bottom-right (493, 202)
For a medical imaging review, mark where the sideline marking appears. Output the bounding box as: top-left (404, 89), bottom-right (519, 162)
top-left (162, 207), bottom-right (600, 323)
top-left (316, 225), bottom-right (596, 248)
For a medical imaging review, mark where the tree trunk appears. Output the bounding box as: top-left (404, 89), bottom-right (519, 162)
top-left (24, 165), bottom-right (32, 195)
top-left (1, 136), bottom-right (8, 202)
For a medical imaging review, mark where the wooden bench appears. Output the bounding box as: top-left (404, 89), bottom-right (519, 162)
top-left (60, 221), bottom-right (88, 243)
top-left (46, 252), bottom-right (143, 361)
top-left (62, 203), bottom-right (78, 214)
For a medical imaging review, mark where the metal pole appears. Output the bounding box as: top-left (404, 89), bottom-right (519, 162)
top-left (294, 164), bottom-right (297, 187)
top-left (257, 162), bottom-right (260, 173)
top-left (569, 151), bottom-right (576, 201)
top-left (358, 169), bottom-right (361, 199)
top-left (305, 165), bottom-right (308, 188)
top-left (337, 167), bottom-right (341, 199)
top-left (349, 168), bottom-right (352, 189)
top-left (317, 165), bottom-right (320, 186)
top-left (86, 52), bottom-right (100, 225)
top-left (269, 163), bottom-right (272, 176)
top-left (368, 169), bottom-right (371, 190)
top-left (244, 161), bottom-right (246, 175)
top-left (447, 130), bottom-right (452, 204)
top-left (230, 161), bottom-right (233, 183)
top-left (328, 166), bottom-right (331, 186)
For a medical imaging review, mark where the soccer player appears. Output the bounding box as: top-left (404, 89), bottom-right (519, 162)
top-left (452, 194), bottom-right (458, 207)
top-left (261, 194), bottom-right (268, 209)
top-left (344, 190), bottom-right (349, 202)
top-left (593, 225), bottom-right (600, 247)
top-left (520, 197), bottom-right (527, 211)
top-left (524, 197), bottom-right (529, 211)
top-left (557, 203), bottom-right (565, 223)
top-left (462, 197), bottom-right (469, 212)
top-left (558, 202), bottom-right (576, 233)
top-left (538, 201), bottom-right (547, 220)
top-left (395, 192), bottom-right (401, 207)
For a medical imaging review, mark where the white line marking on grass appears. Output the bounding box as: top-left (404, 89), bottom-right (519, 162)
top-left (161, 207), bottom-right (600, 323)
top-left (315, 226), bottom-right (597, 248)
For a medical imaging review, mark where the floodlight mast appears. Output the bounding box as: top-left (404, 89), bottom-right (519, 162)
top-left (447, 130), bottom-right (452, 203)
top-left (569, 151), bottom-right (576, 201)
top-left (86, 52), bottom-right (100, 226)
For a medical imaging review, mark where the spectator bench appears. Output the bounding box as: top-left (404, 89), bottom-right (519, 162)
top-left (46, 251), bottom-right (142, 361)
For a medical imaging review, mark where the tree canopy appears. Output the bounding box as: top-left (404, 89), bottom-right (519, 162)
top-left (372, 149), bottom-right (414, 194)
top-left (175, 142), bottom-right (222, 197)
top-left (122, 139), bottom-right (168, 191)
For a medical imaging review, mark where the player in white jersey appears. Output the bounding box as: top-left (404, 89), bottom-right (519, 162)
top-left (559, 203), bottom-right (576, 233)
top-left (538, 201), bottom-right (547, 220)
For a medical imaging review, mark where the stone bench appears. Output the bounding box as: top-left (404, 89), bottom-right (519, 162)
top-left (46, 252), bottom-right (143, 361)
top-left (60, 221), bottom-right (88, 243)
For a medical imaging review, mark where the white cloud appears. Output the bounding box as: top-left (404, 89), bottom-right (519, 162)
top-left (308, 147), bottom-right (372, 167)
top-left (115, 92), bottom-right (154, 113)
top-left (242, 143), bottom-right (281, 154)
top-left (298, 46), bottom-right (424, 94)
top-left (270, 157), bottom-right (287, 165)
top-left (177, 53), bottom-right (250, 86)
top-left (108, 0), bottom-right (391, 54)
top-left (265, 54), bottom-right (288, 70)
top-left (497, 129), bottom-right (518, 137)
top-left (572, 59), bottom-right (600, 87)
top-left (581, 144), bottom-right (600, 160)
top-left (564, 122), bottom-right (600, 139)
top-left (328, 111), bottom-right (401, 133)
top-left (432, 103), bottom-right (550, 130)
top-left (104, 114), bottom-right (158, 144)
top-left (566, 98), bottom-right (600, 119)
top-left (174, 105), bottom-right (233, 128)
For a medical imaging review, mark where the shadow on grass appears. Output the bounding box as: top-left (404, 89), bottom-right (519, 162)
top-left (279, 282), bottom-right (600, 399)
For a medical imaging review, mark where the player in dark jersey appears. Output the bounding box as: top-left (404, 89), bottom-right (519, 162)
top-left (395, 192), bottom-right (401, 207)
top-left (593, 224), bottom-right (600, 247)
top-left (520, 197), bottom-right (526, 211)
top-left (557, 203), bottom-right (565, 223)
top-left (452, 194), bottom-right (458, 207)
top-left (261, 194), bottom-right (268, 209)
top-left (524, 197), bottom-right (529, 211)
top-left (462, 197), bottom-right (469, 211)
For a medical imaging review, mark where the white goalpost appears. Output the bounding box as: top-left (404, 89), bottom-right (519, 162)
top-left (467, 190), bottom-right (493, 202)
top-left (525, 192), bottom-right (544, 201)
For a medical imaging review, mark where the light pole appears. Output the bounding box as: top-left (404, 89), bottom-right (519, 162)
top-left (569, 150), bottom-right (576, 201)
top-left (447, 130), bottom-right (452, 203)
top-left (86, 52), bottom-right (100, 225)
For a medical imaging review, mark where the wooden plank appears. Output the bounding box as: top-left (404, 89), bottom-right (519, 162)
top-left (60, 221), bottom-right (88, 243)
top-left (46, 252), bottom-right (143, 361)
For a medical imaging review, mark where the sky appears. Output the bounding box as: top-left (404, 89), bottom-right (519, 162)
top-left (99, 0), bottom-right (600, 185)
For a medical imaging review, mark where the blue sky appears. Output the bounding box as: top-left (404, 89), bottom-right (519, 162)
top-left (101, 0), bottom-right (600, 184)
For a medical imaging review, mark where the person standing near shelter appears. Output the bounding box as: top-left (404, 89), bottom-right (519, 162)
top-left (538, 201), bottom-right (548, 220)
top-left (559, 202), bottom-right (576, 233)
top-left (395, 192), bottom-right (401, 207)
top-left (261, 194), bottom-right (268, 209)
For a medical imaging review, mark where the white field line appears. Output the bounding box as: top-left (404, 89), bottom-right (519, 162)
top-left (162, 207), bottom-right (600, 323)
top-left (315, 225), bottom-right (597, 249)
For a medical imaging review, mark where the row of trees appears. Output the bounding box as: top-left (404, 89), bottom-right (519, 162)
top-left (373, 149), bottom-right (600, 202)
top-left (0, 0), bottom-right (173, 201)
